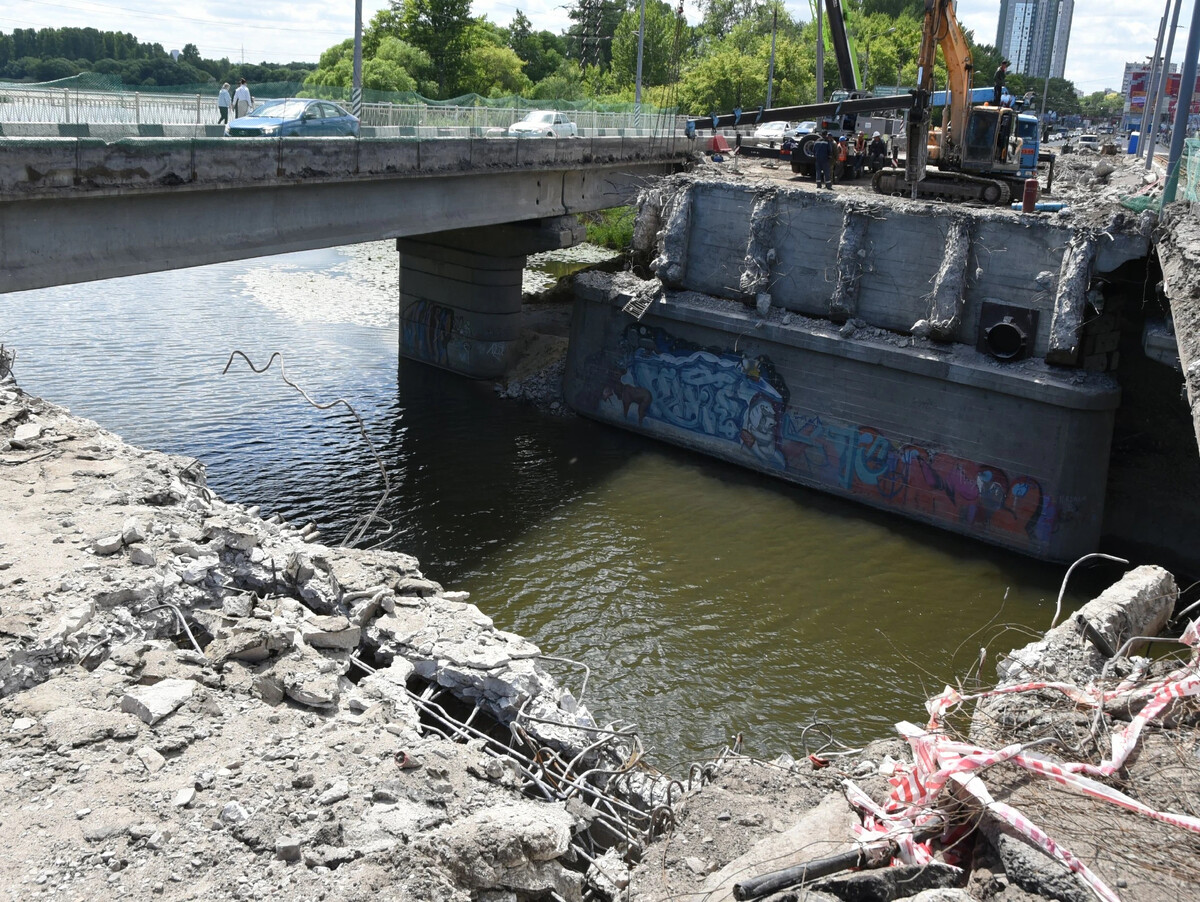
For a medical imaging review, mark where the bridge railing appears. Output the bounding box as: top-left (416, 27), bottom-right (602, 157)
top-left (0, 85), bottom-right (686, 137)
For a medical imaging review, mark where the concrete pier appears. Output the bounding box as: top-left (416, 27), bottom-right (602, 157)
top-left (398, 217), bottom-right (585, 378)
top-left (563, 177), bottom-right (1153, 561)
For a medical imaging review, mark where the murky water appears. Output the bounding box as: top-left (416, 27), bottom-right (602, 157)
top-left (4, 242), bottom-right (1101, 766)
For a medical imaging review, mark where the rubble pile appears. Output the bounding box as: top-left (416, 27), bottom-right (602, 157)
top-left (0, 376), bottom-right (668, 902)
top-left (626, 565), bottom-right (1200, 902)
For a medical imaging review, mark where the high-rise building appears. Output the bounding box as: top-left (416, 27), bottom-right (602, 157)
top-left (995, 0), bottom-right (1074, 80)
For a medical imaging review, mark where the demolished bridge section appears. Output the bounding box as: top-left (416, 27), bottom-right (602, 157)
top-left (563, 175), bottom-right (1154, 562)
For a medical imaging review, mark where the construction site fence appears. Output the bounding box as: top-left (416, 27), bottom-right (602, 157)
top-left (0, 80), bottom-right (682, 136)
top-left (1120, 138), bottom-right (1200, 213)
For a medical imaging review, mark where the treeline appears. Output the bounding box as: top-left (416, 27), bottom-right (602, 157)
top-left (302, 0), bottom-right (1078, 116)
top-left (0, 26), bottom-right (312, 86)
top-left (0, 2), bottom-right (1084, 119)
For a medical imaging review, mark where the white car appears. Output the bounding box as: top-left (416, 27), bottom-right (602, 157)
top-left (507, 110), bottom-right (577, 138)
top-left (752, 120), bottom-right (797, 142)
top-left (1078, 134), bottom-right (1101, 150)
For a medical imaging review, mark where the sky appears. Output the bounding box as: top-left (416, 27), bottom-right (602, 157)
top-left (1, 1), bottom-right (1194, 94)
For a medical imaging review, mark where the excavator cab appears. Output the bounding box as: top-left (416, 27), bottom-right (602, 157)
top-left (959, 107), bottom-right (1021, 174)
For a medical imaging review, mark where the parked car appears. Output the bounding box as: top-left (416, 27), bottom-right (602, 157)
top-left (752, 120), bottom-right (797, 143)
top-left (225, 98), bottom-right (359, 137)
top-left (795, 120), bottom-right (817, 135)
top-left (1077, 134), bottom-right (1101, 150)
top-left (507, 110), bottom-right (577, 138)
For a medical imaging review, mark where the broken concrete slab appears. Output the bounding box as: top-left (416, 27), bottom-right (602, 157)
top-left (120, 677), bottom-right (196, 725)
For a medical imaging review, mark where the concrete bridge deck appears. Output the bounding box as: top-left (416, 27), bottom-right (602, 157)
top-left (0, 135), bottom-right (685, 293)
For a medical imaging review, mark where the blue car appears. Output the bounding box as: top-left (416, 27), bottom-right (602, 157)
top-left (225, 98), bottom-right (360, 137)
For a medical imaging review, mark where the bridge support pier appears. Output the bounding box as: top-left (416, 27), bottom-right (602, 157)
top-left (398, 216), bottom-right (585, 379)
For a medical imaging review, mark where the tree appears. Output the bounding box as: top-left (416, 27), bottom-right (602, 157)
top-left (399, 0), bottom-right (472, 96)
top-left (461, 42), bottom-right (530, 96)
top-left (610, 1), bottom-right (681, 89)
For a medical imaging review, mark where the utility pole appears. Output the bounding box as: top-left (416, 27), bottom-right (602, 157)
top-left (816, 1), bottom-right (824, 103)
top-left (635, 0), bottom-right (647, 129)
top-left (1163, 0), bottom-right (1200, 204)
top-left (1145, 0), bottom-right (1183, 167)
top-left (353, 0), bottom-right (363, 118)
top-left (1138, 5), bottom-right (1170, 150)
top-left (766, 8), bottom-right (778, 108)
top-left (1037, 4), bottom-right (1058, 140)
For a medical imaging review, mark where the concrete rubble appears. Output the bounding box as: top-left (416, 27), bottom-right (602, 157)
top-left (0, 375), bottom-right (673, 902)
top-left (625, 564), bottom-right (1200, 902)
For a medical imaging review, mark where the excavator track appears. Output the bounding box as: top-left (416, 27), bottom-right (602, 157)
top-left (872, 167), bottom-right (1011, 205)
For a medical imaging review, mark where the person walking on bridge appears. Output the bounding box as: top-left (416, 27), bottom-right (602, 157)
top-left (217, 83), bottom-right (231, 124)
top-left (233, 79), bottom-right (253, 120)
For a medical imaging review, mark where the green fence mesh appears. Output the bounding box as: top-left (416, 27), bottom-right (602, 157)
top-left (4, 72), bottom-right (669, 115)
top-left (1121, 137), bottom-right (1200, 213)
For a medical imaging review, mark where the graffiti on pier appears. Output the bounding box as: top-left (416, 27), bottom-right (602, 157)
top-left (598, 323), bottom-right (791, 468)
top-left (585, 323), bottom-right (1058, 549)
top-left (779, 414), bottom-right (1055, 544)
top-left (401, 300), bottom-right (454, 367)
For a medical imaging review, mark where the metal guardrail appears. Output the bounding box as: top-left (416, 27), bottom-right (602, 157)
top-left (0, 86), bottom-right (685, 137)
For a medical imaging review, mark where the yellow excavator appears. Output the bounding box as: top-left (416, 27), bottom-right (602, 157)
top-left (873, 0), bottom-right (1026, 204)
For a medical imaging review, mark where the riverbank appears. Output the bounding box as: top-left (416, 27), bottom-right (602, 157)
top-left (0, 372), bottom-right (672, 901)
top-left (5, 369), bottom-right (1200, 902)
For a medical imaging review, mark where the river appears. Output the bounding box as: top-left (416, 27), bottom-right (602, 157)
top-left (5, 241), bottom-right (1099, 770)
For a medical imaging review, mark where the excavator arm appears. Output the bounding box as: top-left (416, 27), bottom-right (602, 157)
top-left (906, 0), bottom-right (975, 184)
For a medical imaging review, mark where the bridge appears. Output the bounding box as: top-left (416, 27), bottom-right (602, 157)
top-left (0, 135), bottom-right (685, 376)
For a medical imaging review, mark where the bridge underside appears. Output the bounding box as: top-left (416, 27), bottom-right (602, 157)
top-left (0, 162), bottom-right (669, 294)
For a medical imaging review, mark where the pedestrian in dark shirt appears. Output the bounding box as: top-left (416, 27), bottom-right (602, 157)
top-left (993, 60), bottom-right (1010, 106)
top-left (812, 131), bottom-right (833, 189)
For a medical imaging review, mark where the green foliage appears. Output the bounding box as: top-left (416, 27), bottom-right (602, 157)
top-left (400, 0), bottom-right (473, 96)
top-left (0, 25), bottom-right (312, 86)
top-left (610, 1), bottom-right (681, 89)
top-left (584, 206), bottom-right (635, 249)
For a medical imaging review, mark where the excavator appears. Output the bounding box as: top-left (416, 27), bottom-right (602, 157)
top-left (872, 0), bottom-right (1027, 204)
top-left (685, 0), bottom-right (1035, 205)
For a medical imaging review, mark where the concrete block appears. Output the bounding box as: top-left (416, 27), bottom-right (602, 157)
top-left (188, 137), bottom-right (278, 183)
top-left (58, 123), bottom-right (89, 138)
top-left (120, 678), bottom-right (195, 726)
top-left (469, 137), bottom-right (519, 169)
top-left (554, 138), bottom-right (591, 167)
top-left (419, 137), bottom-right (471, 171)
top-left (76, 138), bottom-right (194, 188)
top-left (357, 138), bottom-right (419, 175)
top-left (0, 138), bottom-right (83, 192)
top-left (276, 137), bottom-right (359, 179)
top-left (137, 123), bottom-right (165, 137)
top-left (514, 138), bottom-right (558, 168)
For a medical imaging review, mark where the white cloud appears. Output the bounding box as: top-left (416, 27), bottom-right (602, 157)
top-left (2, 0), bottom-right (1193, 96)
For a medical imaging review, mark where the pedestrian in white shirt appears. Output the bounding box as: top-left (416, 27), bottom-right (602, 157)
top-left (217, 83), bottom-right (231, 123)
top-left (233, 79), bottom-right (252, 119)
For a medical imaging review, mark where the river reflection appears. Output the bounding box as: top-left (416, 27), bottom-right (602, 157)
top-left (5, 241), bottom-right (1096, 764)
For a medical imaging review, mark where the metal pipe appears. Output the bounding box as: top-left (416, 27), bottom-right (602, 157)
top-left (353, 0), bottom-right (363, 118)
top-left (1138, 5), bottom-right (1171, 155)
top-left (1146, 0), bottom-right (1184, 168)
top-left (1163, 0), bottom-right (1200, 203)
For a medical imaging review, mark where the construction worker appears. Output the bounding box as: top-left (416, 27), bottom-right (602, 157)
top-left (812, 130), bottom-right (833, 189)
top-left (835, 136), bottom-right (850, 181)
